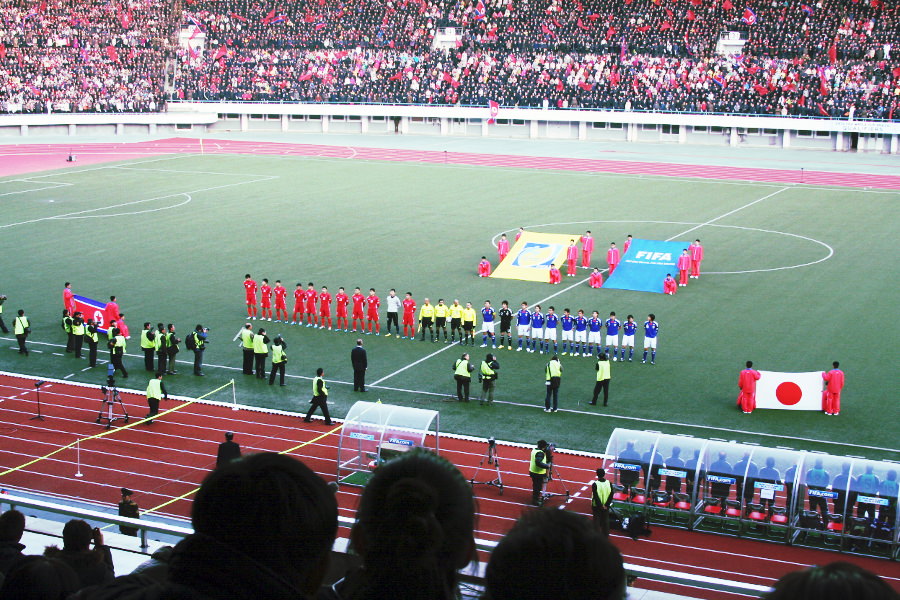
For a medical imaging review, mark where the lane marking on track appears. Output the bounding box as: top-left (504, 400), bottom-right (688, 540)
top-left (4, 337), bottom-right (897, 453)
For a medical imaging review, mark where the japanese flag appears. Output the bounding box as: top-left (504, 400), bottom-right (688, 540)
top-left (755, 371), bottom-right (824, 410)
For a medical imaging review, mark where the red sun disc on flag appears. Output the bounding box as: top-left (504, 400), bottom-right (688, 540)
top-left (775, 382), bottom-right (803, 405)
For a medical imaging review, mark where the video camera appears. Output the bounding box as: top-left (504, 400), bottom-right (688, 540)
top-left (100, 375), bottom-right (117, 397)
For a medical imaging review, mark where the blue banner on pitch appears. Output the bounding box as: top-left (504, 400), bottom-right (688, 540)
top-left (603, 239), bottom-right (689, 293)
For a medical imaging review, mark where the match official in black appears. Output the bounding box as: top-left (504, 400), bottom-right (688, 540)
top-left (216, 432), bottom-right (242, 467)
top-left (351, 339), bottom-right (367, 392)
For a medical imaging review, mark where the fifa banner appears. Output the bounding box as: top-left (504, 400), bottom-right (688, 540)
top-left (491, 232), bottom-right (576, 282)
top-left (755, 371), bottom-right (825, 411)
top-left (603, 239), bottom-right (689, 294)
top-left (72, 294), bottom-right (117, 334)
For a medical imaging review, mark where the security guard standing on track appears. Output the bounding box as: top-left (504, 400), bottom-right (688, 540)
top-left (140, 322), bottom-right (156, 371)
top-left (592, 468), bottom-right (613, 536)
top-left (145, 372), bottom-right (168, 424)
top-left (529, 440), bottom-right (551, 506)
top-left (252, 327), bottom-right (270, 379)
top-left (71, 312), bottom-right (85, 358)
top-left (304, 368), bottom-right (333, 425)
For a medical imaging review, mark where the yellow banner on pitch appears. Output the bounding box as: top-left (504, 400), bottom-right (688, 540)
top-left (491, 232), bottom-right (576, 282)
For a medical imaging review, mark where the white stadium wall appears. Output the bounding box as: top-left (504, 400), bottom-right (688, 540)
top-left (0, 103), bottom-right (898, 154)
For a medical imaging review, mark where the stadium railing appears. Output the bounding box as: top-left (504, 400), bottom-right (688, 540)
top-left (0, 492), bottom-right (773, 597)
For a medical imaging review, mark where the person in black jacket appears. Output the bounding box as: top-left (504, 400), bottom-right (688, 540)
top-left (351, 339), bottom-right (367, 392)
top-left (43, 519), bottom-right (114, 589)
top-left (216, 432), bottom-right (241, 467)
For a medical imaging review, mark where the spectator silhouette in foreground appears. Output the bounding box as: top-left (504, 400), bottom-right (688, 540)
top-left (764, 561), bottom-right (899, 600)
top-left (0, 509), bottom-right (26, 577)
top-left (0, 555), bottom-right (80, 600)
top-left (483, 508), bottom-right (626, 600)
top-left (73, 452), bottom-right (338, 600)
top-left (318, 448), bottom-right (475, 600)
top-left (43, 519), bottom-right (114, 589)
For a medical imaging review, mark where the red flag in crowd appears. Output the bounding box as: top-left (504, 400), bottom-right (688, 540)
top-left (299, 71), bottom-right (314, 81)
top-left (817, 67), bottom-right (829, 95)
top-left (0, 43), bottom-right (5, 61)
top-left (578, 82), bottom-right (593, 91)
top-left (213, 45), bottom-right (228, 61)
top-left (828, 43), bottom-right (837, 64)
top-left (230, 12), bottom-right (249, 22)
top-left (606, 26), bottom-right (617, 39)
top-left (487, 100), bottom-right (499, 124)
top-left (892, 67), bottom-right (900, 78)
top-left (262, 9), bottom-right (276, 24)
top-left (105, 46), bottom-right (119, 63)
top-left (686, 10), bottom-right (696, 20)
top-left (577, 18), bottom-right (590, 29)
top-left (659, 21), bottom-right (672, 31)
top-left (389, 71), bottom-right (403, 80)
top-left (691, 0), bottom-right (701, 5)
top-left (753, 84), bottom-right (769, 95)
top-left (637, 25), bottom-right (651, 32)
top-left (651, 0), bottom-right (662, 5)
top-left (722, 0), bottom-right (734, 10)
top-left (666, 8), bottom-right (674, 17)
top-left (455, 38), bottom-right (463, 47)
top-left (817, 103), bottom-right (828, 116)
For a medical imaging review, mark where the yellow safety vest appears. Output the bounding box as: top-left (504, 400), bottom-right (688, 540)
top-left (530, 448), bottom-right (547, 475)
top-left (546, 360), bottom-right (562, 380)
top-left (147, 379), bottom-right (163, 399)
top-left (240, 328), bottom-right (254, 349)
top-left (592, 478), bottom-right (612, 507)
top-left (596, 360), bottom-right (610, 381)
top-left (140, 329), bottom-right (154, 349)
top-left (272, 344), bottom-right (286, 363)
top-left (252, 334), bottom-right (268, 354)
top-left (480, 361), bottom-right (495, 379)
top-left (14, 316), bottom-right (29, 335)
top-left (313, 376), bottom-right (328, 396)
top-left (114, 335), bottom-right (127, 352)
top-left (86, 327), bottom-right (98, 343)
top-left (62, 316), bottom-right (72, 333)
top-left (72, 321), bottom-right (85, 336)
top-left (454, 359), bottom-right (471, 378)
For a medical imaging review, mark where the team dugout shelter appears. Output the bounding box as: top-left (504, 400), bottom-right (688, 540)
top-left (337, 401), bottom-right (440, 486)
top-left (603, 428), bottom-right (899, 560)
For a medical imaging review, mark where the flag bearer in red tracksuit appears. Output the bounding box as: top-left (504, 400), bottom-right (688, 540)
top-left (566, 240), bottom-right (578, 276)
top-left (737, 361), bottom-right (761, 413)
top-left (497, 234), bottom-right (510, 262)
top-left (580, 230), bottom-right (594, 267)
top-left (677, 249), bottom-right (691, 287)
top-left (822, 361), bottom-right (845, 415)
top-left (607, 243), bottom-right (620, 275)
top-left (690, 239), bottom-right (704, 279)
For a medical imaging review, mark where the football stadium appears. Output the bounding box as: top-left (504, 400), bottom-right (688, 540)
top-left (0, 1), bottom-right (898, 599)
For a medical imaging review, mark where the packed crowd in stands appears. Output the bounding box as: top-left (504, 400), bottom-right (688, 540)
top-left (0, 0), bottom-right (172, 113)
top-left (0, 451), bottom-right (898, 600)
top-left (0, 0), bottom-right (898, 118)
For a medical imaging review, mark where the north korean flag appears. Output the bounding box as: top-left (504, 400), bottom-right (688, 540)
top-left (73, 294), bottom-right (117, 334)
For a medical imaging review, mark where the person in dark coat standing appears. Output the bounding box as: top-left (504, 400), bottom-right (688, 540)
top-left (216, 432), bottom-right (241, 467)
top-left (351, 339), bottom-right (367, 392)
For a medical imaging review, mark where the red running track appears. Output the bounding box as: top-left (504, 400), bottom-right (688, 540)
top-left (1, 138), bottom-right (899, 189)
top-left (1, 374), bottom-right (897, 599)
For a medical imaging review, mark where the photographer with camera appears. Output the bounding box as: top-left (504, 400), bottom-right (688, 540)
top-left (165, 323), bottom-right (179, 375)
top-left (108, 327), bottom-right (127, 378)
top-left (478, 353), bottom-right (500, 406)
top-left (188, 325), bottom-right (209, 376)
top-left (544, 355), bottom-right (563, 412)
top-left (85, 318), bottom-right (100, 367)
top-left (529, 440), bottom-right (552, 506)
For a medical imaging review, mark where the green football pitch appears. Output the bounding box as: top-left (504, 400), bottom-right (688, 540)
top-left (1, 149), bottom-right (897, 461)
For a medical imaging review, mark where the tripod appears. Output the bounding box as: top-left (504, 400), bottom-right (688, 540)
top-left (31, 381), bottom-right (46, 421)
top-left (470, 438), bottom-right (504, 495)
top-left (538, 462), bottom-right (571, 506)
top-left (96, 384), bottom-right (129, 429)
